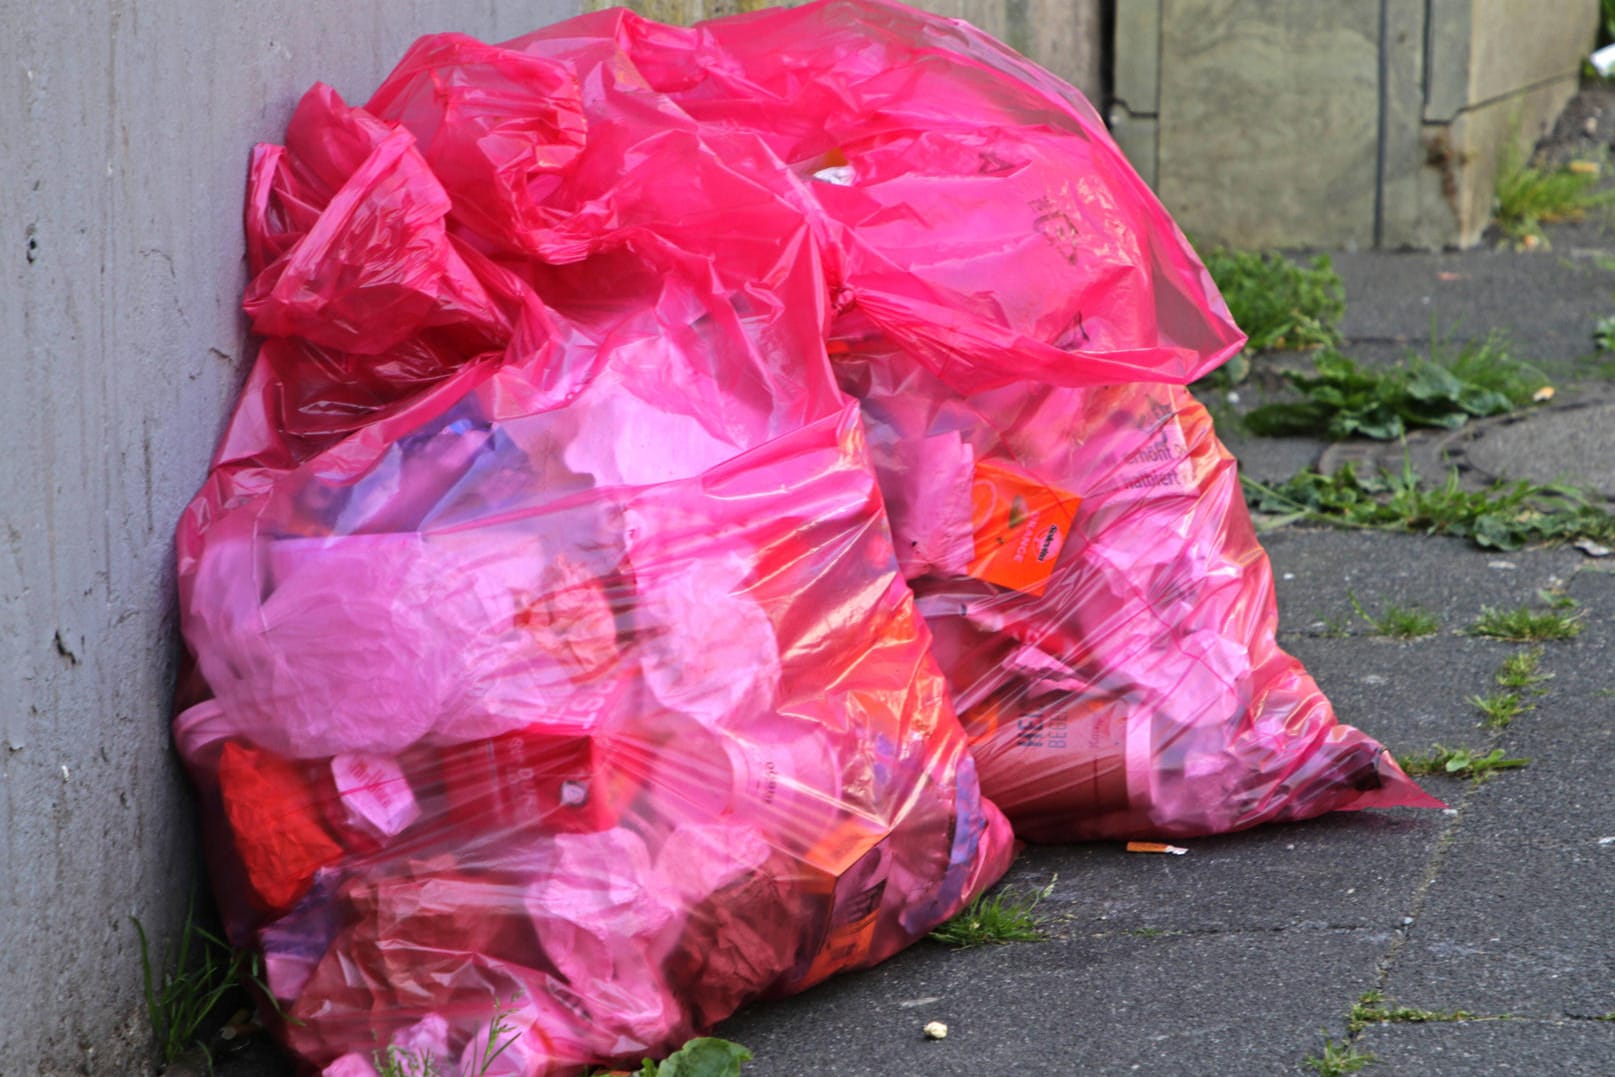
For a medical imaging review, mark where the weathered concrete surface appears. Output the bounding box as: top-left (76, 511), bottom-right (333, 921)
top-left (1426, 0), bottom-right (1598, 123)
top-left (1156, 1), bottom-right (1386, 248)
top-left (586, 0), bottom-right (1103, 103)
top-left (1117, 0), bottom-right (1598, 248)
top-left (0, 3), bottom-right (577, 1074)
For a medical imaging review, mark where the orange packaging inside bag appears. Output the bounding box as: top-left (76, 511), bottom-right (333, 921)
top-left (967, 460), bottom-right (1079, 597)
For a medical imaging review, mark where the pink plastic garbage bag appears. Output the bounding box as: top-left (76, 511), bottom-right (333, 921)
top-left (833, 336), bottom-right (1443, 841)
top-left (546, 0), bottom-right (1247, 393)
top-left (520, 0), bottom-right (1439, 839)
top-left (174, 59), bottom-right (1011, 1075)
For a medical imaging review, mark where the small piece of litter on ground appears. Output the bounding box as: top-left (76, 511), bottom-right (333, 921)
top-left (1569, 160), bottom-right (1601, 176)
top-left (923, 1021), bottom-right (949, 1040)
top-left (1282, 572), bottom-right (1295, 580)
top-left (1488, 561), bottom-right (1517, 571)
top-left (900, 997), bottom-right (942, 1008)
top-left (1532, 386), bottom-right (1556, 402)
top-left (1598, 836), bottom-right (1615, 846)
top-left (1574, 539), bottom-right (1613, 558)
top-left (1436, 271), bottom-right (1467, 282)
top-left (1126, 842), bottom-right (1188, 855)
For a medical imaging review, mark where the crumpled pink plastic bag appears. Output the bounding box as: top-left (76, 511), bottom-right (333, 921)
top-left (175, 49), bottom-right (1011, 1075)
top-left (175, 1), bottom-right (1440, 1071)
top-left (836, 338), bottom-right (1443, 840)
top-left (541, 0), bottom-right (1246, 394)
top-left (544, 0), bottom-right (1437, 842)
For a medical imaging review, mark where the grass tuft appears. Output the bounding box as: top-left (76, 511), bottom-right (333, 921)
top-left (1494, 140), bottom-right (1615, 248)
top-left (1495, 648), bottom-right (1552, 691)
top-left (1305, 1034), bottom-right (1376, 1075)
top-left (1469, 604), bottom-right (1584, 642)
top-left (132, 898), bottom-right (253, 1068)
top-left (1469, 691), bottom-right (1527, 730)
top-left (1349, 990), bottom-right (1478, 1032)
top-left (929, 878), bottom-right (1055, 947)
top-left (1349, 591), bottom-right (1439, 639)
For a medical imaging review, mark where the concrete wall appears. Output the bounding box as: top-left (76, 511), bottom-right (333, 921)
top-left (1112, 0), bottom-right (1597, 249)
top-left (0, 3), bottom-right (577, 1073)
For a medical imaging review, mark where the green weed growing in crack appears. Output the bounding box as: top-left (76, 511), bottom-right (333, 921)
top-left (1348, 990), bottom-right (1477, 1032)
top-left (131, 897), bottom-right (254, 1069)
top-left (1242, 461), bottom-right (1615, 552)
top-left (1304, 1034), bottom-right (1375, 1075)
top-left (1494, 140), bottom-right (1615, 249)
top-left (929, 876), bottom-right (1056, 947)
top-left (1396, 745), bottom-right (1529, 780)
top-left (1348, 591), bottom-right (1440, 640)
top-left (1495, 648), bottom-right (1552, 692)
top-left (1469, 603), bottom-right (1584, 642)
top-left (1470, 691), bottom-right (1528, 730)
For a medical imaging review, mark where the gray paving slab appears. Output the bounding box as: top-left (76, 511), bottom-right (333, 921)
top-left (1260, 529), bottom-right (1586, 631)
top-left (1280, 633), bottom-right (1504, 762)
top-left (1214, 431), bottom-right (1322, 485)
top-left (716, 927), bottom-right (1389, 1076)
top-left (1355, 1018), bottom-right (1615, 1076)
top-left (1331, 247), bottom-right (1615, 361)
top-left (1383, 803), bottom-right (1615, 1017)
top-left (1379, 566), bottom-right (1615, 1019)
top-left (1009, 808), bottom-right (1442, 937)
top-left (1456, 398), bottom-right (1615, 497)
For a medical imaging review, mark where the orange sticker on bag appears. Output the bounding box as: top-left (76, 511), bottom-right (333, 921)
top-left (967, 460), bottom-right (1079, 596)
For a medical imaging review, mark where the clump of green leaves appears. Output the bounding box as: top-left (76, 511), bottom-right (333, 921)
top-left (1243, 462), bottom-right (1615, 552)
top-left (132, 900), bottom-right (254, 1068)
top-left (1493, 140), bottom-right (1615, 247)
top-left (635, 1038), bottom-right (753, 1077)
top-left (1469, 603), bottom-right (1584, 642)
top-left (1397, 745), bottom-right (1529, 780)
top-left (929, 877), bottom-right (1055, 947)
top-left (1304, 1034), bottom-right (1375, 1075)
top-left (1348, 591), bottom-right (1439, 639)
top-left (1243, 330), bottom-right (1548, 441)
top-left (1200, 248), bottom-right (1346, 353)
